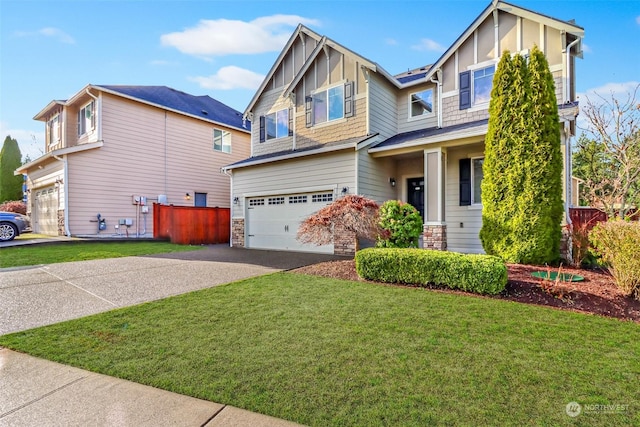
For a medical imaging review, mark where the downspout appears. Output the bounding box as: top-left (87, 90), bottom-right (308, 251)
top-left (222, 168), bottom-right (234, 247)
top-left (429, 69), bottom-right (443, 128)
top-left (363, 66), bottom-right (370, 135)
top-left (53, 154), bottom-right (70, 236)
top-left (289, 93), bottom-right (296, 150)
top-left (564, 37), bottom-right (580, 103)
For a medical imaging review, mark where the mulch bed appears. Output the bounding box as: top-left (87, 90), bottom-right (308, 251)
top-left (292, 260), bottom-right (640, 323)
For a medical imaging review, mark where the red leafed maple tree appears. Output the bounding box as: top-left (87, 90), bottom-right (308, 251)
top-left (297, 194), bottom-right (380, 245)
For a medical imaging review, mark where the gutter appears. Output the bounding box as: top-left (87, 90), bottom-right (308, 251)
top-left (564, 37), bottom-right (581, 103)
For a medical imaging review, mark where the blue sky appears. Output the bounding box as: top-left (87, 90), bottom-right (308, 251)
top-left (1, 0), bottom-right (638, 161)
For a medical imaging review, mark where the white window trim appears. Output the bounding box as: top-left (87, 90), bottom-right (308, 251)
top-left (48, 114), bottom-right (61, 147)
top-left (311, 80), bottom-right (346, 125)
top-left (265, 108), bottom-right (289, 141)
top-left (78, 101), bottom-right (95, 137)
top-left (407, 88), bottom-right (435, 122)
top-left (470, 155), bottom-right (484, 206)
top-left (213, 128), bottom-right (232, 153)
top-left (467, 60), bottom-right (497, 109)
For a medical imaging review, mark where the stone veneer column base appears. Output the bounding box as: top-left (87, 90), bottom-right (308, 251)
top-left (232, 218), bottom-right (245, 248)
top-left (333, 223), bottom-right (357, 256)
top-left (560, 226), bottom-right (572, 264)
top-left (423, 224), bottom-right (447, 251)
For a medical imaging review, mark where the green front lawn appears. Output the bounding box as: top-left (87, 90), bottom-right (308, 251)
top-left (0, 241), bottom-right (201, 268)
top-left (1, 273), bottom-right (637, 426)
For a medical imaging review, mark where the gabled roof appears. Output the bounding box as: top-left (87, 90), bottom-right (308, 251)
top-left (400, 0), bottom-right (585, 89)
top-left (34, 85), bottom-right (249, 133)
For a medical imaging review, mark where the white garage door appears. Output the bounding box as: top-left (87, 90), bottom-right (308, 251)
top-left (246, 191), bottom-right (334, 253)
top-left (34, 186), bottom-right (58, 235)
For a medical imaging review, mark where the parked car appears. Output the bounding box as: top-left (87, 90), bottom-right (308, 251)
top-left (0, 211), bottom-right (32, 241)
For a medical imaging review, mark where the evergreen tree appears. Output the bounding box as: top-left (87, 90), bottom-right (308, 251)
top-left (0, 135), bottom-right (24, 203)
top-left (480, 46), bottom-right (563, 264)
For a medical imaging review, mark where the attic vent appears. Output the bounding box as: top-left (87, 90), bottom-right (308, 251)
top-left (201, 110), bottom-right (208, 115)
top-left (420, 67), bottom-right (426, 71)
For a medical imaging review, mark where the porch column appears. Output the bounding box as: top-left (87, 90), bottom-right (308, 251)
top-left (423, 148), bottom-right (447, 250)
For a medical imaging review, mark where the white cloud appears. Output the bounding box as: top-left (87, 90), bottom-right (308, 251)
top-left (411, 38), bottom-right (446, 53)
top-left (0, 122), bottom-right (45, 163)
top-left (190, 66), bottom-right (265, 90)
top-left (15, 27), bottom-right (75, 44)
top-left (161, 15), bottom-right (320, 57)
top-left (636, 15), bottom-right (640, 25)
top-left (385, 38), bottom-right (398, 46)
top-left (581, 43), bottom-right (592, 54)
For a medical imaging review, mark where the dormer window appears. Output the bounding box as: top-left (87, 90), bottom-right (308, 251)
top-left (409, 89), bottom-right (434, 118)
top-left (78, 101), bottom-right (95, 136)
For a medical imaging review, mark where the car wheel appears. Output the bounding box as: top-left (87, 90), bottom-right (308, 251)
top-left (0, 222), bottom-right (18, 241)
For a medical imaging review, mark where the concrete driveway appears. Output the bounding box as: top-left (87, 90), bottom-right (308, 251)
top-left (0, 244), bottom-right (344, 335)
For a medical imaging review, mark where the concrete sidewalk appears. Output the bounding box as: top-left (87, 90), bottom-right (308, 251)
top-left (0, 348), bottom-right (303, 427)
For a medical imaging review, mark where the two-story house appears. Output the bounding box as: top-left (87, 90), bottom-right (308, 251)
top-left (17, 85), bottom-right (250, 237)
top-left (223, 0), bottom-right (584, 255)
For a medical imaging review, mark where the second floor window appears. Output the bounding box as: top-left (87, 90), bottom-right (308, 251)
top-left (305, 81), bottom-right (354, 128)
top-left (265, 109), bottom-right (289, 140)
top-left (78, 101), bottom-right (95, 136)
top-left (213, 128), bottom-right (231, 153)
top-left (409, 89), bottom-right (434, 118)
top-left (48, 115), bottom-right (60, 146)
top-left (472, 65), bottom-right (495, 106)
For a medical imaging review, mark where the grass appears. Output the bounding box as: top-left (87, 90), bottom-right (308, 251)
top-left (0, 241), bottom-right (201, 268)
top-left (1, 273), bottom-right (638, 426)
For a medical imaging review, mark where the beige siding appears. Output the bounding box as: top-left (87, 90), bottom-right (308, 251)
top-left (477, 18), bottom-right (496, 62)
top-left (445, 145), bottom-right (485, 254)
top-left (369, 73), bottom-right (397, 138)
top-left (442, 56), bottom-right (456, 93)
top-left (252, 88), bottom-right (294, 157)
top-left (357, 148), bottom-right (396, 203)
top-left (231, 150), bottom-right (356, 218)
top-left (522, 18), bottom-right (540, 50)
top-left (397, 82), bottom-right (438, 133)
top-left (546, 27), bottom-right (563, 65)
top-left (498, 12), bottom-right (518, 54)
top-left (441, 95), bottom-right (490, 127)
top-left (65, 93), bottom-right (250, 236)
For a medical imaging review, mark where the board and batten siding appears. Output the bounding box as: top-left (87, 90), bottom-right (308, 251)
top-left (231, 149), bottom-right (356, 219)
top-left (445, 146), bottom-right (484, 254)
top-left (65, 93), bottom-right (249, 236)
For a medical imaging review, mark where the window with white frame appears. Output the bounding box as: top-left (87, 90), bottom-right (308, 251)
top-left (78, 101), bottom-right (95, 136)
top-left (472, 65), bottom-right (495, 106)
top-left (265, 109), bottom-right (289, 140)
top-left (409, 89), bottom-right (434, 118)
top-left (213, 128), bottom-right (231, 153)
top-left (471, 157), bottom-right (484, 204)
top-left (313, 84), bottom-right (344, 125)
top-left (48, 115), bottom-right (60, 146)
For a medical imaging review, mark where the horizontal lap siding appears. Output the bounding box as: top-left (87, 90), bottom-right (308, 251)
top-left (66, 94), bottom-right (249, 236)
top-left (231, 150), bottom-right (356, 218)
top-left (357, 149), bottom-right (396, 203)
top-left (446, 147), bottom-right (484, 254)
top-left (369, 74), bottom-right (397, 139)
top-left (397, 84), bottom-right (438, 133)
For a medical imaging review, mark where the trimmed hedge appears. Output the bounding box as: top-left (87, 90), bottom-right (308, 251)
top-left (355, 248), bottom-right (508, 295)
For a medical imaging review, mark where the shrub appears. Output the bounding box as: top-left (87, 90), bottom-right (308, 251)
top-left (566, 222), bottom-right (595, 268)
top-left (297, 195), bottom-right (379, 246)
top-left (355, 248), bottom-right (507, 295)
top-left (0, 200), bottom-right (26, 215)
top-left (376, 200), bottom-right (423, 248)
top-left (589, 220), bottom-right (640, 299)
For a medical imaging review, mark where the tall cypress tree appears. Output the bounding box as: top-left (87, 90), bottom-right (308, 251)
top-left (0, 135), bottom-right (24, 203)
top-left (480, 46), bottom-right (563, 264)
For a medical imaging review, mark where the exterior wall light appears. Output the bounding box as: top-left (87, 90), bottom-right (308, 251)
top-left (185, 193), bottom-right (191, 200)
top-left (389, 178), bottom-right (396, 187)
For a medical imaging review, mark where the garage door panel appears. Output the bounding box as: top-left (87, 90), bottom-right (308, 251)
top-left (246, 192), bottom-right (334, 254)
top-left (34, 186), bottom-right (58, 235)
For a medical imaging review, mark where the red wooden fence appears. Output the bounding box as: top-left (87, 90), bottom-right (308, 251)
top-left (153, 203), bottom-right (230, 245)
top-left (569, 207), bottom-right (638, 230)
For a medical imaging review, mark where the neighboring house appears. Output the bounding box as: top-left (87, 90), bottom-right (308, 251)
top-left (224, 0), bottom-right (584, 255)
top-left (17, 85), bottom-right (250, 237)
